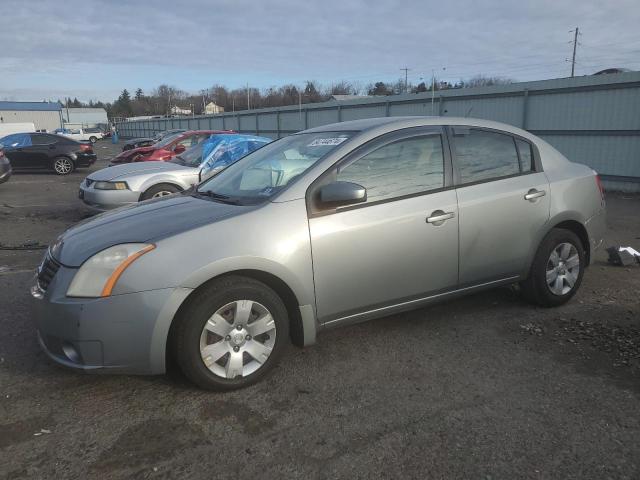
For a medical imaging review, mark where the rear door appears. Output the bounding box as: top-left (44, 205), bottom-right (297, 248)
top-left (308, 127), bottom-right (459, 323)
top-left (29, 134), bottom-right (61, 168)
top-left (450, 127), bottom-right (550, 286)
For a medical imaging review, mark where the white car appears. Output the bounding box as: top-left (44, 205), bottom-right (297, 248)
top-left (55, 128), bottom-right (103, 143)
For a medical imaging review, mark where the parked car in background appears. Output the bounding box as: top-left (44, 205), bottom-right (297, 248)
top-left (54, 128), bottom-right (103, 143)
top-left (110, 130), bottom-right (232, 164)
top-left (0, 148), bottom-right (12, 184)
top-left (1, 132), bottom-right (96, 175)
top-left (122, 129), bottom-right (187, 151)
top-left (31, 117), bottom-right (606, 390)
top-left (79, 134), bottom-right (271, 210)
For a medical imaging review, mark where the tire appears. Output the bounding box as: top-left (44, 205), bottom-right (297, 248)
top-left (52, 156), bottom-right (75, 175)
top-left (521, 228), bottom-right (585, 307)
top-left (140, 183), bottom-right (181, 200)
top-left (89, 136), bottom-right (97, 143)
top-left (173, 275), bottom-right (289, 391)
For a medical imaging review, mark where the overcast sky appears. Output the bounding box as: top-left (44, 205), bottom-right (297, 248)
top-left (1, 0), bottom-right (638, 102)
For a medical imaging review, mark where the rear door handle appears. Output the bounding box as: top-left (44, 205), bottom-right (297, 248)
top-left (426, 210), bottom-right (455, 224)
top-left (524, 189), bottom-right (546, 201)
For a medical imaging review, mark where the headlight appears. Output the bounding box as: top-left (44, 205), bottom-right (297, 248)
top-left (94, 181), bottom-right (129, 190)
top-left (67, 243), bottom-right (155, 298)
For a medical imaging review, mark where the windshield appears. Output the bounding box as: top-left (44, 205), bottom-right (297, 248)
top-left (169, 142), bottom-right (204, 167)
top-left (196, 131), bottom-right (354, 205)
top-left (154, 132), bottom-right (183, 149)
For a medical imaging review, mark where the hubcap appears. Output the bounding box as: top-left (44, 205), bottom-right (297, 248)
top-left (54, 158), bottom-right (72, 174)
top-left (152, 190), bottom-right (173, 198)
top-left (546, 242), bottom-right (580, 296)
top-left (199, 300), bottom-right (276, 379)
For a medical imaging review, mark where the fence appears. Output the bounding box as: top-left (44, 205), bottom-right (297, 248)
top-left (116, 71), bottom-right (640, 192)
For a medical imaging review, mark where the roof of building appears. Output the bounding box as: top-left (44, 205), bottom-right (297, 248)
top-left (63, 107), bottom-right (107, 113)
top-left (0, 101), bottom-right (62, 112)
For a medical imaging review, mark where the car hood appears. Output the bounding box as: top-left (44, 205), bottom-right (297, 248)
top-left (53, 195), bottom-right (251, 267)
top-left (88, 161), bottom-right (193, 181)
top-left (112, 145), bottom-right (155, 161)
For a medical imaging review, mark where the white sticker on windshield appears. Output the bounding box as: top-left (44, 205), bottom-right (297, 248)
top-left (307, 137), bottom-right (348, 147)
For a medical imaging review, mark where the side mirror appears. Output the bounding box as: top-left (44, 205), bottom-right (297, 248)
top-left (318, 181), bottom-right (367, 208)
top-left (174, 144), bottom-right (186, 154)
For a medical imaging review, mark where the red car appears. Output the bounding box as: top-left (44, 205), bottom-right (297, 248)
top-left (110, 130), bottom-right (233, 164)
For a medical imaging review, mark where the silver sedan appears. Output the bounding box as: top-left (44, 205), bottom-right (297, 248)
top-left (33, 117), bottom-right (606, 390)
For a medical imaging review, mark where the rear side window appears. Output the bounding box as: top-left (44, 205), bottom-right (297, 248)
top-left (337, 134), bottom-right (445, 203)
top-left (516, 138), bottom-right (533, 172)
top-left (453, 129), bottom-right (520, 184)
top-left (30, 134), bottom-right (58, 145)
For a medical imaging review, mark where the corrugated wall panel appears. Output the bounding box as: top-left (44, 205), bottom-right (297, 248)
top-left (307, 109), bottom-right (339, 128)
top-left (341, 105), bottom-right (387, 121)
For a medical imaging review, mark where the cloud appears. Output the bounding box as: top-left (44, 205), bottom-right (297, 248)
top-left (2, 0), bottom-right (639, 101)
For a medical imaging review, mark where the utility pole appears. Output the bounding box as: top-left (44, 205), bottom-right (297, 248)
top-left (570, 27), bottom-right (579, 77)
top-left (246, 83), bottom-right (250, 110)
top-left (400, 67), bottom-right (410, 93)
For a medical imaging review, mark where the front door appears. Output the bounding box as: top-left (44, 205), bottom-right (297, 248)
top-left (308, 128), bottom-right (459, 323)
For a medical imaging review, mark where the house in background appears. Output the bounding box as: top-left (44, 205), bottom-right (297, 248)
top-left (0, 101), bottom-right (63, 131)
top-left (204, 102), bottom-right (225, 114)
top-left (170, 105), bottom-right (192, 116)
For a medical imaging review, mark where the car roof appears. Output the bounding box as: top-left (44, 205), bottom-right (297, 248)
top-left (302, 116), bottom-right (534, 140)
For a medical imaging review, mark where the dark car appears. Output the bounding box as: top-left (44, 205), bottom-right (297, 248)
top-left (0, 132), bottom-right (97, 175)
top-left (122, 129), bottom-right (187, 151)
top-left (111, 130), bottom-right (233, 164)
top-left (0, 148), bottom-right (11, 184)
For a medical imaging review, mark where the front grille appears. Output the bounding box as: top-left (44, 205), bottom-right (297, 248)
top-left (37, 253), bottom-right (61, 292)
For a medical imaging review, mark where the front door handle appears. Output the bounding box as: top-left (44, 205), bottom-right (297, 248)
top-left (426, 210), bottom-right (455, 225)
top-left (524, 189), bottom-right (546, 201)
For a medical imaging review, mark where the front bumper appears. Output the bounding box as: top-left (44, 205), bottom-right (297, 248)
top-left (79, 183), bottom-right (140, 210)
top-left (32, 264), bottom-right (191, 375)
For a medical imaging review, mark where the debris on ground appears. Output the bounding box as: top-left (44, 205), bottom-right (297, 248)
top-left (607, 245), bottom-right (640, 266)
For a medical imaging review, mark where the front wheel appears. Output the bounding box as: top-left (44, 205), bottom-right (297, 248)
top-left (140, 183), bottom-right (180, 200)
top-left (521, 228), bottom-right (585, 307)
top-left (52, 157), bottom-right (74, 175)
top-left (89, 136), bottom-right (97, 143)
top-left (173, 276), bottom-right (289, 390)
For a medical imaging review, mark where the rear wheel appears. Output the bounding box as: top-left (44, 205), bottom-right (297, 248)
top-left (140, 183), bottom-right (180, 200)
top-left (89, 136), bottom-right (97, 143)
top-left (521, 228), bottom-right (585, 307)
top-left (173, 276), bottom-right (289, 390)
top-left (52, 157), bottom-right (74, 175)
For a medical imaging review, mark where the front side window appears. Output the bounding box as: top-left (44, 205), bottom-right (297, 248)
top-left (336, 135), bottom-right (445, 203)
top-left (197, 131), bottom-right (354, 205)
top-left (1, 133), bottom-right (32, 148)
top-left (453, 129), bottom-right (520, 184)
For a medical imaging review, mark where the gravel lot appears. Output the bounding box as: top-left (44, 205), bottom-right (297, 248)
top-left (1, 140), bottom-right (639, 479)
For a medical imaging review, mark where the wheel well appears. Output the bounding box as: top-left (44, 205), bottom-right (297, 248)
top-left (140, 182), bottom-right (183, 200)
top-left (166, 270), bottom-right (305, 363)
top-left (552, 220), bottom-right (590, 264)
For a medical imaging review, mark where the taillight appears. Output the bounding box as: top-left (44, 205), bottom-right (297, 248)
top-left (595, 173), bottom-right (605, 202)
top-left (79, 144), bottom-right (93, 153)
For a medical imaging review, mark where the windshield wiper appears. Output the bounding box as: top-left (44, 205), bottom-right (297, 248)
top-left (193, 190), bottom-right (241, 205)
